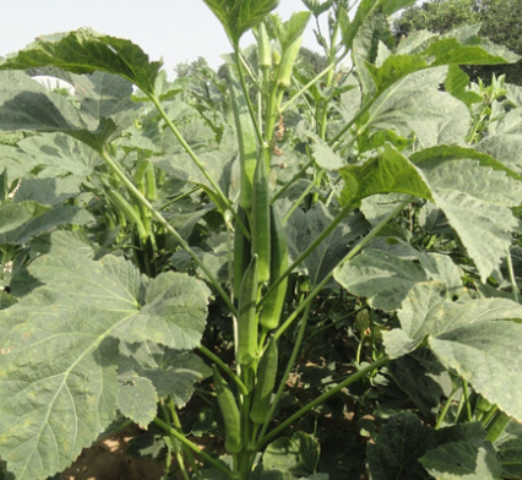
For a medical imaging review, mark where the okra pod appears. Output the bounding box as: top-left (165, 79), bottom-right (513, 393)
top-left (251, 153), bottom-right (271, 284)
top-left (277, 37), bottom-right (303, 88)
top-left (259, 207), bottom-right (288, 330)
top-left (257, 23), bottom-right (272, 70)
top-left (233, 207), bottom-right (252, 299)
top-left (230, 69), bottom-right (257, 211)
top-left (213, 366), bottom-right (242, 454)
top-left (106, 189), bottom-right (147, 240)
top-left (237, 255), bottom-right (259, 366)
top-left (250, 339), bottom-right (278, 425)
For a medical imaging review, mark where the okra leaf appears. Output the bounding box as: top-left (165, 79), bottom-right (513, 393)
top-left (0, 252), bottom-right (209, 480)
top-left (13, 177), bottom-right (81, 207)
top-left (367, 412), bottom-right (435, 480)
top-left (15, 134), bottom-right (98, 179)
top-left (0, 144), bottom-right (37, 183)
top-left (334, 249), bottom-right (427, 311)
top-left (339, 144), bottom-right (433, 205)
top-left (258, 432), bottom-right (320, 479)
top-left (421, 443), bottom-right (502, 480)
top-left (202, 0), bottom-right (279, 46)
top-left (367, 68), bottom-right (471, 148)
top-left (118, 341), bottom-right (211, 407)
top-left (495, 421), bottom-right (522, 479)
top-left (0, 29), bottom-right (162, 96)
top-left (382, 281), bottom-right (522, 420)
top-left (414, 153), bottom-right (522, 282)
top-left (0, 201), bottom-right (92, 245)
top-left (0, 71), bottom-right (84, 132)
top-left (117, 375), bottom-right (158, 429)
top-left (476, 135), bottom-right (522, 174)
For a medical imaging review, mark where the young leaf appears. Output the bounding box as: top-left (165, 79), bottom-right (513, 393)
top-left (201, 0), bottom-right (280, 46)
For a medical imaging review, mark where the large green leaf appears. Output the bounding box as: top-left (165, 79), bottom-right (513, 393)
top-left (0, 29), bottom-right (162, 96)
top-left (119, 341), bottom-right (211, 407)
top-left (420, 442), bottom-right (502, 480)
top-left (368, 413), bottom-right (493, 480)
top-left (339, 144), bottom-right (433, 205)
top-left (413, 151), bottom-right (522, 281)
top-left (366, 67), bottom-right (471, 148)
top-left (476, 135), bottom-right (522, 174)
top-left (382, 281), bottom-right (522, 420)
top-left (258, 432), bottom-right (321, 479)
top-left (0, 252), bottom-right (210, 480)
top-left (334, 249), bottom-right (427, 311)
top-left (367, 412), bottom-right (435, 480)
top-left (495, 421), bottom-right (522, 479)
top-left (0, 201), bottom-right (92, 245)
top-left (16, 134), bottom-right (98, 178)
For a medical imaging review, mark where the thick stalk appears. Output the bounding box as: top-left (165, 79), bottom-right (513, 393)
top-left (153, 417), bottom-right (235, 478)
top-left (100, 149), bottom-right (237, 316)
top-left (256, 355), bottom-right (389, 448)
top-left (273, 200), bottom-right (410, 341)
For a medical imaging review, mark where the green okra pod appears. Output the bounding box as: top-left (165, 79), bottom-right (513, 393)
top-left (252, 153), bottom-right (271, 284)
top-left (259, 206), bottom-right (288, 330)
top-left (237, 255), bottom-right (259, 367)
top-left (213, 366), bottom-right (242, 454)
top-left (233, 207), bottom-right (252, 299)
top-left (250, 339), bottom-right (278, 425)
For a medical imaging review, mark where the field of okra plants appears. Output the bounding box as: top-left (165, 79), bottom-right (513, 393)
top-left (1, 0), bottom-right (522, 478)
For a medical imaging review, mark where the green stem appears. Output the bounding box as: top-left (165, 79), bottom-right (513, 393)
top-left (149, 95), bottom-right (231, 211)
top-left (257, 301), bottom-right (312, 443)
top-left (256, 355), bottom-right (389, 449)
top-left (506, 250), bottom-right (519, 303)
top-left (100, 149), bottom-right (237, 316)
top-left (271, 158), bottom-right (315, 204)
top-left (261, 200), bottom-right (356, 308)
top-left (197, 345), bottom-right (248, 396)
top-left (273, 200), bottom-right (410, 341)
top-left (280, 63), bottom-right (336, 113)
top-left (282, 170), bottom-right (324, 225)
top-left (235, 49), bottom-right (263, 144)
top-left (329, 95), bottom-right (377, 147)
top-left (462, 380), bottom-right (473, 422)
top-left (153, 417), bottom-right (234, 478)
top-left (435, 387), bottom-right (458, 429)
top-left (169, 399), bottom-right (199, 475)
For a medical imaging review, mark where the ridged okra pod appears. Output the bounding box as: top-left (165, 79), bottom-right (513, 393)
top-left (237, 255), bottom-right (259, 366)
top-left (250, 339), bottom-right (278, 425)
top-left (259, 206), bottom-right (288, 330)
top-left (213, 366), bottom-right (242, 454)
top-left (251, 153), bottom-right (271, 284)
top-left (230, 69), bottom-right (257, 211)
top-left (233, 206), bottom-right (251, 300)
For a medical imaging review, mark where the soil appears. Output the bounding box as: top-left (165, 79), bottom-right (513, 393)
top-left (59, 427), bottom-right (165, 480)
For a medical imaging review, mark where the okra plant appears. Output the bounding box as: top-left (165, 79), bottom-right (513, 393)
top-left (1, 0), bottom-right (522, 479)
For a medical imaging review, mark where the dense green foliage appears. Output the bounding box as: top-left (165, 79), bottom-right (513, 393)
top-left (394, 0), bottom-right (522, 84)
top-left (0, 1), bottom-right (522, 479)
